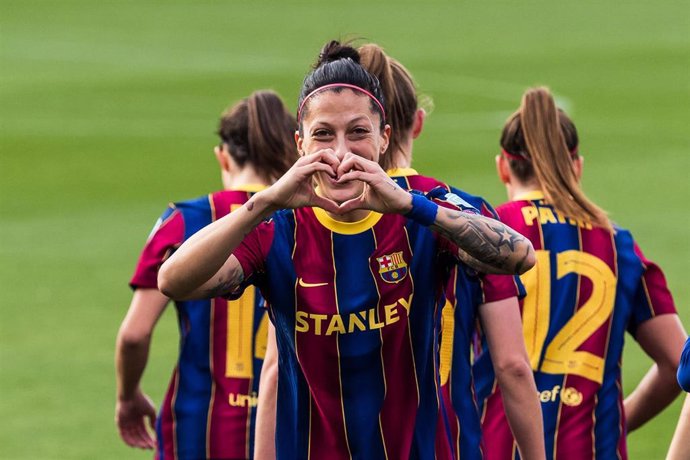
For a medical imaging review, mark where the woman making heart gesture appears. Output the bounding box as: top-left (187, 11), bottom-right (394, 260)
top-left (158, 41), bottom-right (535, 459)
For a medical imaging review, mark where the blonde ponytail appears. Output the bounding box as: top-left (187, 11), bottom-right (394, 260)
top-left (505, 87), bottom-right (611, 230)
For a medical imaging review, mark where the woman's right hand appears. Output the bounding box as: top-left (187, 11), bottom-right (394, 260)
top-left (262, 149), bottom-right (341, 213)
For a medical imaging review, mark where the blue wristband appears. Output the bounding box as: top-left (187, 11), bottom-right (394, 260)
top-left (404, 193), bottom-right (439, 226)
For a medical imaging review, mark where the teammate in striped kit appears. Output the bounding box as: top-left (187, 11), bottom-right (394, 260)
top-left (356, 43), bottom-right (545, 460)
top-left (158, 41), bottom-right (535, 459)
top-left (475, 87), bottom-right (686, 460)
top-left (115, 91), bottom-right (297, 459)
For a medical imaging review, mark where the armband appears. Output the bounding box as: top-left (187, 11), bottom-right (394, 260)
top-left (404, 192), bottom-right (439, 226)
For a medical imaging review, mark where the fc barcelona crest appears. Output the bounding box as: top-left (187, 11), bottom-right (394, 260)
top-left (376, 251), bottom-right (408, 284)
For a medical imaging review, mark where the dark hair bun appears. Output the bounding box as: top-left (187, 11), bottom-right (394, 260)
top-left (315, 40), bottom-right (360, 68)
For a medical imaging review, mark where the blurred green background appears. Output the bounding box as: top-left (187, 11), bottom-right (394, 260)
top-left (1, 1), bottom-right (688, 458)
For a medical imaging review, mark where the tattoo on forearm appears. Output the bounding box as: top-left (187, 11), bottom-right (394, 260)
top-left (434, 210), bottom-right (530, 273)
top-left (203, 265), bottom-right (245, 298)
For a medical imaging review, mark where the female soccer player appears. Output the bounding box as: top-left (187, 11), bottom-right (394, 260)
top-left (253, 42), bottom-right (545, 460)
top-left (475, 86), bottom-right (686, 460)
top-left (114, 90), bottom-right (297, 459)
top-left (158, 41), bottom-right (535, 459)
top-left (361, 43), bottom-right (545, 460)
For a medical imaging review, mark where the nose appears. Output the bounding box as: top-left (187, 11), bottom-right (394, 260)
top-left (332, 134), bottom-right (349, 159)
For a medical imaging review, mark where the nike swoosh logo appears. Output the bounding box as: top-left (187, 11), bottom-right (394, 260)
top-left (297, 278), bottom-right (329, 288)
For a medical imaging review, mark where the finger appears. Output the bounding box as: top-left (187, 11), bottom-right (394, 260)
top-left (131, 424), bottom-right (153, 449)
top-left (337, 195), bottom-right (368, 214)
top-left (118, 426), bottom-right (136, 447)
top-left (337, 170), bottom-right (374, 184)
top-left (340, 153), bottom-right (377, 172)
top-left (312, 149), bottom-right (341, 170)
top-left (299, 161), bottom-right (337, 178)
top-left (301, 149), bottom-right (339, 171)
top-left (336, 155), bottom-right (366, 178)
top-left (122, 426), bottom-right (146, 449)
top-left (310, 195), bottom-right (341, 214)
top-left (146, 413), bottom-right (158, 448)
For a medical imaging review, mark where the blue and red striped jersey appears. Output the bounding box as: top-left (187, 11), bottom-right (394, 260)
top-left (474, 191), bottom-right (678, 460)
top-left (388, 168), bottom-right (525, 460)
top-left (130, 186), bottom-right (269, 460)
top-left (232, 194), bottom-right (463, 460)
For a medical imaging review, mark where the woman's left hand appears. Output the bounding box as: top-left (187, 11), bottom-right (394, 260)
top-left (335, 153), bottom-right (412, 215)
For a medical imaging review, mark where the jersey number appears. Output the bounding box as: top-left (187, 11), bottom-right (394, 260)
top-left (520, 250), bottom-right (616, 384)
top-left (225, 286), bottom-right (269, 378)
top-left (439, 300), bottom-right (455, 386)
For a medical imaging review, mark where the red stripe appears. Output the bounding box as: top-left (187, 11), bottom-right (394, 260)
top-left (406, 174), bottom-right (446, 193)
top-left (578, 227), bottom-right (616, 358)
top-left (554, 376), bottom-right (599, 460)
top-left (481, 385), bottom-right (515, 460)
top-left (207, 297), bottom-right (252, 459)
top-left (497, 201), bottom-right (545, 251)
top-left (130, 209), bottom-right (185, 289)
top-left (633, 242), bottom-right (677, 316)
top-left (158, 369), bottom-right (178, 460)
top-left (207, 191), bottom-right (254, 459)
top-left (373, 215), bottom-right (418, 459)
top-left (293, 209), bottom-right (350, 459)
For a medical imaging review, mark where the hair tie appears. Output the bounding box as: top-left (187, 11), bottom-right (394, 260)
top-left (501, 149), bottom-right (529, 162)
top-left (298, 83), bottom-right (386, 123)
top-left (502, 147), bottom-right (579, 162)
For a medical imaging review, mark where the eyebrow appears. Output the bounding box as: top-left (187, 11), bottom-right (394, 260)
top-left (311, 116), bottom-right (373, 128)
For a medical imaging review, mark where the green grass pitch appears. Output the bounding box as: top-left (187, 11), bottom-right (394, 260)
top-left (1, 1), bottom-right (688, 458)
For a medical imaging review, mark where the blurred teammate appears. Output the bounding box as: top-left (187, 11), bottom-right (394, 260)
top-left (158, 40), bottom-right (535, 459)
top-left (114, 90), bottom-right (297, 459)
top-left (253, 42), bottom-right (545, 459)
top-left (476, 86), bottom-right (686, 460)
top-left (360, 43), bottom-right (545, 460)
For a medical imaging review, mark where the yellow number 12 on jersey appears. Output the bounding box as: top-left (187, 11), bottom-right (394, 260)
top-left (520, 250), bottom-right (617, 384)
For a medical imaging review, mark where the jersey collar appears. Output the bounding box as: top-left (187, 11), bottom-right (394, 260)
top-left (513, 190), bottom-right (545, 201)
top-left (312, 207), bottom-right (383, 235)
top-left (386, 167), bottom-right (418, 177)
top-left (233, 184), bottom-right (266, 193)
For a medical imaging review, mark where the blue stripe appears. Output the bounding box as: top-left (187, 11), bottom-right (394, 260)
top-left (333, 231), bottom-right (387, 459)
top-left (171, 200), bottom-right (215, 459)
top-left (173, 301), bottom-right (212, 459)
top-left (449, 267), bottom-right (484, 460)
top-left (405, 221), bottom-right (443, 459)
top-left (263, 211), bottom-right (312, 460)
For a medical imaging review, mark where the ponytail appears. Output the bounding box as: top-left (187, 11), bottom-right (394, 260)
top-left (502, 87), bottom-right (610, 230)
top-left (359, 43), bottom-right (419, 171)
top-left (218, 90), bottom-right (298, 184)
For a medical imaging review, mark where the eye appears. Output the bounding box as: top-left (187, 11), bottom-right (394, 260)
top-left (350, 126), bottom-right (371, 138)
top-left (312, 128), bottom-right (333, 139)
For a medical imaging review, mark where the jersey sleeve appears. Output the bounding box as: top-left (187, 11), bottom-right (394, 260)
top-left (129, 205), bottom-right (185, 290)
top-left (678, 337), bottom-right (690, 392)
top-left (228, 219), bottom-right (275, 299)
top-left (627, 241), bottom-right (678, 335)
top-left (480, 274), bottom-right (525, 303)
top-left (422, 186), bottom-right (483, 258)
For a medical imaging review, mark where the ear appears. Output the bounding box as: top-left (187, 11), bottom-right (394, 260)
top-left (573, 156), bottom-right (583, 181)
top-left (379, 124), bottom-right (391, 155)
top-left (495, 154), bottom-right (511, 185)
top-left (411, 108), bottom-right (426, 139)
top-left (295, 130), bottom-right (304, 156)
top-left (214, 145), bottom-right (232, 173)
